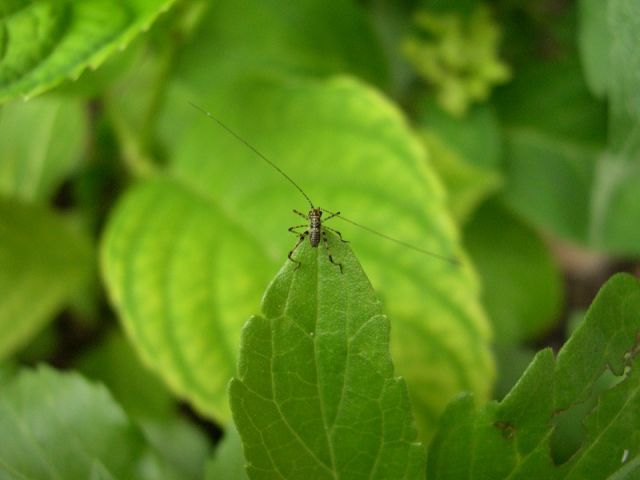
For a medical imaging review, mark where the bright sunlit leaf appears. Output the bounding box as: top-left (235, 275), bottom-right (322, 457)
top-left (102, 75), bottom-right (493, 437)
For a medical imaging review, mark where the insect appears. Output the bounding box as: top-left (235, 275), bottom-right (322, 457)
top-left (189, 102), bottom-right (459, 272)
top-left (288, 207), bottom-right (347, 273)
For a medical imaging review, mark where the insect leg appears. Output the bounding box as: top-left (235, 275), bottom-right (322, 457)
top-left (324, 226), bottom-right (349, 243)
top-left (293, 209), bottom-right (308, 220)
top-left (322, 210), bottom-right (341, 222)
top-left (288, 224), bottom-right (307, 235)
top-left (322, 230), bottom-right (343, 273)
top-left (288, 231), bottom-right (308, 270)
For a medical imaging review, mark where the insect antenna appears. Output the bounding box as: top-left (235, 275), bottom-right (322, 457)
top-left (189, 102), bottom-right (459, 267)
top-left (322, 208), bottom-right (460, 266)
top-left (188, 102), bottom-right (315, 209)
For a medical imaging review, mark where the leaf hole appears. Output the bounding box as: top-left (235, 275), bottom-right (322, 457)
top-left (494, 420), bottom-right (516, 440)
top-left (550, 368), bottom-right (620, 465)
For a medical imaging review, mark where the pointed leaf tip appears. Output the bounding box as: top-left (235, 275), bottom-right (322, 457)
top-left (231, 234), bottom-right (425, 479)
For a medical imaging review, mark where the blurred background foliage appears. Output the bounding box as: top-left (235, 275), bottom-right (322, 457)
top-left (0, 0), bottom-right (639, 477)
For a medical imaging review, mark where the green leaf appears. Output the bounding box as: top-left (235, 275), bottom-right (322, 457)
top-left (495, 56), bottom-right (608, 243)
top-left (427, 273), bottom-right (640, 479)
top-left (230, 235), bottom-right (424, 479)
top-left (173, 0), bottom-right (388, 91)
top-left (416, 102), bottom-right (503, 223)
top-left (492, 344), bottom-right (537, 399)
top-left (578, 0), bottom-right (609, 98)
top-left (496, 57), bottom-right (607, 146)
top-left (418, 102), bottom-right (502, 171)
top-left (421, 131), bottom-right (502, 224)
top-left (141, 418), bottom-right (212, 480)
top-left (101, 177), bottom-right (273, 421)
top-left (598, 0), bottom-right (640, 152)
top-left (206, 426), bottom-right (248, 480)
top-left (464, 200), bottom-right (563, 344)
top-left (0, 366), bottom-right (148, 479)
top-left (506, 1), bottom-right (640, 253)
top-left (78, 334), bottom-right (213, 480)
top-left (0, 197), bottom-right (93, 359)
top-left (77, 332), bottom-right (175, 420)
top-left (500, 127), bottom-right (598, 242)
top-left (0, 0), bottom-right (177, 103)
top-left (149, 74), bottom-right (492, 436)
top-left (0, 95), bottom-right (86, 201)
top-left (578, 0), bottom-right (640, 254)
top-left (589, 158), bottom-right (640, 253)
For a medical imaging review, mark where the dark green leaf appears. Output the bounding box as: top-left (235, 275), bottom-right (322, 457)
top-left (464, 200), bottom-right (563, 344)
top-left (0, 198), bottom-right (93, 359)
top-left (0, 366), bottom-right (147, 479)
top-left (497, 59), bottom-right (607, 145)
top-left (513, 0), bottom-right (640, 253)
top-left (578, 0), bottom-right (640, 254)
top-left (77, 332), bottom-right (175, 420)
top-left (578, 0), bottom-right (609, 98)
top-left (606, 0), bottom-right (640, 152)
top-left (173, 0), bottom-right (388, 92)
top-left (230, 235), bottom-right (424, 479)
top-left (141, 418), bottom-right (212, 480)
top-left (78, 334), bottom-right (213, 480)
top-left (427, 273), bottom-right (640, 479)
top-left (206, 426), bottom-right (248, 480)
top-left (495, 57), bottom-right (607, 243)
top-left (500, 128), bottom-right (597, 241)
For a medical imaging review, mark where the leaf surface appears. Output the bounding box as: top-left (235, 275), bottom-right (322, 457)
top-left (104, 74), bottom-right (492, 435)
top-left (78, 335), bottom-right (212, 480)
top-left (464, 201), bottom-right (563, 344)
top-left (580, 0), bottom-right (640, 254)
top-left (230, 235), bottom-right (424, 480)
top-left (101, 178), bottom-right (273, 420)
top-left (501, 2), bottom-right (640, 253)
top-left (0, 366), bottom-right (147, 479)
top-left (496, 58), bottom-right (605, 243)
top-left (0, 198), bottom-right (93, 359)
top-left (206, 426), bottom-right (248, 480)
top-left (173, 0), bottom-right (388, 91)
top-left (0, 0), bottom-right (176, 102)
top-left (427, 273), bottom-right (640, 479)
top-left (77, 332), bottom-right (175, 420)
top-left (162, 75), bottom-right (491, 436)
top-left (0, 95), bottom-right (86, 201)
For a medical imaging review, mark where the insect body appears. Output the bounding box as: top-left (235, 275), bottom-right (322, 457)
top-left (287, 208), bottom-right (347, 273)
top-left (189, 102), bottom-right (459, 272)
top-left (308, 208), bottom-right (322, 247)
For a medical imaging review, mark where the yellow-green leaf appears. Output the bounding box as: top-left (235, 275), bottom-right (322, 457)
top-left (100, 178), bottom-right (272, 420)
top-left (104, 74), bottom-right (493, 437)
top-left (0, 95), bottom-right (86, 201)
